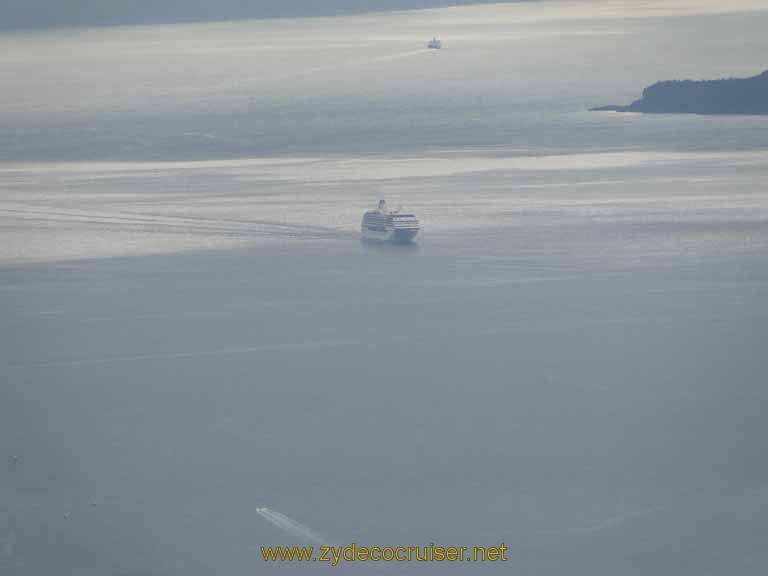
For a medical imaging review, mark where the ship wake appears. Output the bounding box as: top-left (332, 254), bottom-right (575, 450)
top-left (256, 507), bottom-right (332, 546)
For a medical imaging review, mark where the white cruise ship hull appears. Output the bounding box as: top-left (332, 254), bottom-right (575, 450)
top-left (361, 201), bottom-right (420, 244)
top-left (361, 226), bottom-right (419, 244)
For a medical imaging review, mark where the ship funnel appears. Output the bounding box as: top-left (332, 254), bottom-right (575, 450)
top-left (378, 199), bottom-right (388, 213)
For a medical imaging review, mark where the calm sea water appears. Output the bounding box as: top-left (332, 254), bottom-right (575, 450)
top-left (2, 2), bottom-right (768, 575)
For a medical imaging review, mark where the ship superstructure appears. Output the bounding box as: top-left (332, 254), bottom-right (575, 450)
top-left (361, 200), bottom-right (420, 243)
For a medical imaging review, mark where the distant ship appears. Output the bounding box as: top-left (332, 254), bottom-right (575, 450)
top-left (427, 37), bottom-right (442, 49)
top-left (361, 200), bottom-right (420, 243)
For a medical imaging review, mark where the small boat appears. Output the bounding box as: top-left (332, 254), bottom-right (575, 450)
top-left (361, 200), bottom-right (420, 244)
top-left (427, 37), bottom-right (442, 49)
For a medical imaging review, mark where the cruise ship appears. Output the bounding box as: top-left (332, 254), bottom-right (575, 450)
top-left (361, 200), bottom-right (420, 243)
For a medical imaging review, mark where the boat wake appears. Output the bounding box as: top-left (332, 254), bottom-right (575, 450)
top-left (372, 49), bottom-right (433, 63)
top-left (0, 205), bottom-right (351, 241)
top-left (256, 507), bottom-right (332, 546)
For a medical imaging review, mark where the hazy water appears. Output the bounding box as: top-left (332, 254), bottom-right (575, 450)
top-left (2, 2), bottom-right (768, 575)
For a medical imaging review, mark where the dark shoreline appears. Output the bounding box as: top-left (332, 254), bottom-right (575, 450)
top-left (1, 0), bottom-right (534, 32)
top-left (592, 69), bottom-right (768, 115)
